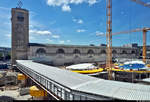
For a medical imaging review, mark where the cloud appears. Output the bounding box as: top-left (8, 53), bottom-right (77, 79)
top-left (5, 34), bottom-right (11, 38)
top-left (67, 40), bottom-right (71, 43)
top-left (95, 31), bottom-right (105, 36)
top-left (62, 5), bottom-right (71, 12)
top-left (73, 18), bottom-right (83, 24)
top-left (78, 19), bottom-right (83, 24)
top-left (0, 7), bottom-right (10, 11)
top-left (30, 29), bottom-right (52, 35)
top-left (76, 29), bottom-right (86, 33)
top-left (70, 0), bottom-right (84, 4)
top-left (73, 19), bottom-right (77, 22)
top-left (88, 0), bottom-right (97, 5)
top-left (29, 11), bottom-right (46, 29)
top-left (29, 36), bottom-right (36, 40)
top-left (46, 39), bottom-right (53, 42)
top-left (46, 0), bottom-right (98, 12)
top-left (52, 35), bottom-right (60, 39)
top-left (0, 7), bottom-right (10, 19)
top-left (59, 40), bottom-right (65, 44)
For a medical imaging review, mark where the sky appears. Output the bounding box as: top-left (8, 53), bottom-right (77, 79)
top-left (0, 0), bottom-right (150, 47)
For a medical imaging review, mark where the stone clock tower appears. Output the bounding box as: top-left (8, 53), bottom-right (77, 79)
top-left (11, 8), bottom-right (29, 65)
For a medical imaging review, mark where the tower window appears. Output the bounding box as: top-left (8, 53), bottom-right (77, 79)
top-left (17, 16), bottom-right (24, 22)
top-left (17, 12), bottom-right (24, 22)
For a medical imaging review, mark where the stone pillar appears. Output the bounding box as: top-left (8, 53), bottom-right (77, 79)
top-left (11, 8), bottom-right (29, 66)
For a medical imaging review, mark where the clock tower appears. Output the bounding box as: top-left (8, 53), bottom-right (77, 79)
top-left (11, 8), bottom-right (29, 65)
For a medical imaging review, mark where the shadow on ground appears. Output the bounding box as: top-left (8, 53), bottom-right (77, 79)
top-left (0, 96), bottom-right (15, 101)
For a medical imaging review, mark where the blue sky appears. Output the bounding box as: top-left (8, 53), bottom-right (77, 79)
top-left (0, 0), bottom-right (150, 47)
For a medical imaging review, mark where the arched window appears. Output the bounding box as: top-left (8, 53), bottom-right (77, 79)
top-left (122, 50), bottom-right (127, 54)
top-left (36, 48), bottom-right (46, 54)
top-left (36, 48), bottom-right (46, 57)
top-left (100, 50), bottom-right (106, 54)
top-left (131, 50), bottom-right (135, 54)
top-left (87, 49), bottom-right (94, 54)
top-left (73, 49), bottom-right (80, 54)
top-left (56, 49), bottom-right (65, 54)
top-left (112, 50), bottom-right (117, 54)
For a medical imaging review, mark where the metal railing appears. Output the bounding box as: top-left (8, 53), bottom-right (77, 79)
top-left (16, 62), bottom-right (109, 100)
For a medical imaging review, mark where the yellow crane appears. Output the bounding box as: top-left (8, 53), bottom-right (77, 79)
top-left (105, 0), bottom-right (150, 80)
top-left (130, 0), bottom-right (150, 8)
top-left (112, 27), bottom-right (150, 63)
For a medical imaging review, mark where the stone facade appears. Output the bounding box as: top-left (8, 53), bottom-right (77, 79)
top-left (28, 43), bottom-right (139, 66)
top-left (11, 8), bottom-right (29, 65)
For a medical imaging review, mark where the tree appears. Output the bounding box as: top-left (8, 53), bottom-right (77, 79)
top-left (90, 44), bottom-right (95, 46)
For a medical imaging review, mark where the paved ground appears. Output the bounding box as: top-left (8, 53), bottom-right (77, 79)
top-left (0, 87), bottom-right (32, 101)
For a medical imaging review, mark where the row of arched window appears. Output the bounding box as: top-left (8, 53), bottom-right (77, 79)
top-left (56, 49), bottom-right (105, 54)
top-left (36, 48), bottom-right (136, 55)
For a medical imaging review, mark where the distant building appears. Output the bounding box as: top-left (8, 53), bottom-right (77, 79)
top-left (100, 44), bottom-right (107, 46)
top-left (123, 43), bottom-right (138, 48)
top-left (0, 47), bottom-right (11, 58)
top-left (28, 43), bottom-right (139, 65)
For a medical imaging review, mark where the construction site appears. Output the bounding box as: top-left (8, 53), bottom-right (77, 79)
top-left (0, 0), bottom-right (150, 101)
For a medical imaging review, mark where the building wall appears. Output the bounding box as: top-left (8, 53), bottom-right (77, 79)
top-left (28, 44), bottom-right (138, 66)
top-left (11, 8), bottom-right (29, 65)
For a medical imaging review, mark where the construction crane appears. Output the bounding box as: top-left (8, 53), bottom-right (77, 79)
top-left (130, 0), bottom-right (150, 8)
top-left (105, 0), bottom-right (150, 80)
top-left (98, 27), bottom-right (150, 63)
top-left (106, 0), bottom-right (112, 80)
top-left (112, 27), bottom-right (150, 63)
top-left (112, 28), bottom-right (150, 63)
top-left (17, 0), bottom-right (23, 8)
top-left (113, 0), bottom-right (150, 63)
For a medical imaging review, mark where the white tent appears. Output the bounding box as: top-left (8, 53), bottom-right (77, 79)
top-left (66, 63), bottom-right (97, 70)
top-left (124, 60), bottom-right (145, 65)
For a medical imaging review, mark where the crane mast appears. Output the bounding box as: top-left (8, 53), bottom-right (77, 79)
top-left (143, 28), bottom-right (147, 63)
top-left (106, 0), bottom-right (112, 80)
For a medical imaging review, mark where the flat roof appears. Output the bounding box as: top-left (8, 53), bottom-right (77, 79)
top-left (28, 43), bottom-right (138, 49)
top-left (16, 60), bottom-right (150, 100)
top-left (16, 60), bottom-right (99, 88)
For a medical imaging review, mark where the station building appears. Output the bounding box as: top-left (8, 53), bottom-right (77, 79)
top-left (11, 8), bottom-right (149, 66)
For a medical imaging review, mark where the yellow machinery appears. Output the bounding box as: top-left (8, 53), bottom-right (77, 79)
top-left (29, 86), bottom-right (47, 97)
top-left (71, 68), bottom-right (103, 74)
top-left (146, 64), bottom-right (150, 68)
top-left (17, 73), bottom-right (27, 80)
